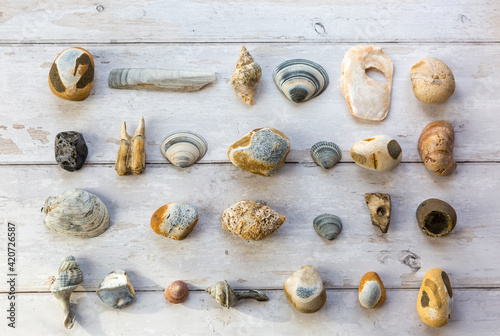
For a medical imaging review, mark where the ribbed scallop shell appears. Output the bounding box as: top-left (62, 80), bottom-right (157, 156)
top-left (310, 141), bottom-right (341, 169)
top-left (273, 59), bottom-right (329, 103)
top-left (44, 189), bottom-right (110, 238)
top-left (108, 68), bottom-right (216, 92)
top-left (313, 214), bottom-right (342, 240)
top-left (160, 131), bottom-right (208, 168)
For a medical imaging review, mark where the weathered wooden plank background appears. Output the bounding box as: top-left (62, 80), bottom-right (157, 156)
top-left (0, 1), bottom-right (499, 335)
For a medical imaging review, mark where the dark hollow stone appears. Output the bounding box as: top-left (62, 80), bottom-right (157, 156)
top-left (55, 132), bottom-right (88, 172)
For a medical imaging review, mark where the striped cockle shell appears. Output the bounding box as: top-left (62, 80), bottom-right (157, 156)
top-left (108, 68), bottom-right (216, 92)
top-left (310, 141), bottom-right (342, 169)
top-left (96, 270), bottom-right (136, 309)
top-left (51, 256), bottom-right (83, 329)
top-left (273, 59), bottom-right (329, 103)
top-left (151, 202), bottom-right (199, 240)
top-left (313, 214), bottom-right (342, 240)
top-left (160, 131), bottom-right (208, 168)
top-left (44, 189), bottom-right (110, 238)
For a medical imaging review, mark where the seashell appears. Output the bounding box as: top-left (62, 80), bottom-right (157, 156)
top-left (416, 199), bottom-right (457, 237)
top-left (160, 131), bottom-right (207, 168)
top-left (365, 193), bottom-right (391, 234)
top-left (313, 214), bottom-right (342, 240)
top-left (410, 57), bottom-right (455, 104)
top-left (417, 268), bottom-right (453, 327)
top-left (108, 68), bottom-right (215, 92)
top-left (49, 47), bottom-right (94, 101)
top-left (206, 280), bottom-right (268, 308)
top-left (115, 116), bottom-right (146, 176)
top-left (273, 59), bottom-right (329, 103)
top-left (55, 131), bottom-right (88, 172)
top-left (221, 200), bottom-right (286, 241)
top-left (228, 127), bottom-right (291, 177)
top-left (51, 256), bottom-right (83, 329)
top-left (96, 270), bottom-right (135, 309)
top-left (351, 135), bottom-right (402, 171)
top-left (284, 265), bottom-right (326, 314)
top-left (310, 141), bottom-right (342, 169)
top-left (44, 189), bottom-right (110, 238)
top-left (164, 281), bottom-right (189, 304)
top-left (340, 45), bottom-right (393, 121)
top-left (151, 202), bottom-right (199, 240)
top-left (231, 46), bottom-right (262, 106)
top-left (358, 272), bottom-right (386, 309)
top-left (418, 121), bottom-right (456, 176)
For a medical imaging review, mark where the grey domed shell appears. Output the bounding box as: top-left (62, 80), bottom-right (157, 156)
top-left (310, 141), bottom-right (342, 169)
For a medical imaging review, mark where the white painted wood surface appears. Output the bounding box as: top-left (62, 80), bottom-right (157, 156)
top-left (1, 1), bottom-right (500, 335)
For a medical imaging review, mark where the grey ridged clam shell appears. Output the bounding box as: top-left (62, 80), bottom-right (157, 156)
top-left (97, 270), bottom-right (136, 309)
top-left (160, 131), bottom-right (208, 168)
top-left (310, 141), bottom-right (342, 169)
top-left (51, 256), bottom-right (83, 329)
top-left (44, 189), bottom-right (110, 238)
top-left (273, 59), bottom-right (329, 103)
top-left (108, 68), bottom-right (216, 92)
top-left (313, 214), bottom-right (342, 240)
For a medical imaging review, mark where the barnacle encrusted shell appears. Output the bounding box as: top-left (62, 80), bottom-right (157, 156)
top-left (417, 268), bottom-right (453, 327)
top-left (221, 200), bottom-right (286, 241)
top-left (151, 202), bottom-right (199, 240)
top-left (351, 135), bottom-right (402, 171)
top-left (313, 214), bottom-right (342, 240)
top-left (273, 59), bottom-right (329, 103)
top-left (231, 46), bottom-right (262, 106)
top-left (340, 45), bottom-right (393, 121)
top-left (44, 189), bottom-right (110, 238)
top-left (365, 193), bottom-right (391, 233)
top-left (108, 68), bottom-right (216, 92)
top-left (416, 199), bottom-right (457, 237)
top-left (49, 47), bottom-right (94, 101)
top-left (96, 270), bottom-right (136, 309)
top-left (410, 57), bottom-right (455, 104)
top-left (160, 131), bottom-right (207, 168)
top-left (51, 256), bottom-right (83, 329)
top-left (228, 127), bottom-right (291, 177)
top-left (165, 281), bottom-right (189, 304)
top-left (310, 141), bottom-right (342, 169)
top-left (206, 280), bottom-right (269, 308)
top-left (418, 121), bottom-right (457, 176)
top-left (358, 272), bottom-right (386, 309)
top-left (115, 117), bottom-right (146, 176)
top-left (284, 265), bottom-right (326, 314)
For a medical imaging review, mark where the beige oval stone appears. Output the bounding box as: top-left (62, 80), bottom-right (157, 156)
top-left (350, 135), bottom-right (402, 171)
top-left (417, 268), bottom-right (453, 327)
top-left (410, 57), bottom-right (455, 104)
top-left (284, 265), bottom-right (326, 314)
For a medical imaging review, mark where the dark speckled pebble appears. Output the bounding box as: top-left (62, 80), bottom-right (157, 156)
top-left (55, 132), bottom-right (88, 172)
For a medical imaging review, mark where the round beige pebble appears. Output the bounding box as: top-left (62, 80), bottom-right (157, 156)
top-left (410, 57), bottom-right (455, 104)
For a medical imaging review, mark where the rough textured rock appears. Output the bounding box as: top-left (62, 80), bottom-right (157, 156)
top-left (365, 193), bottom-right (391, 233)
top-left (54, 131), bottom-right (88, 172)
top-left (151, 202), bottom-right (199, 240)
top-left (221, 200), bottom-right (286, 240)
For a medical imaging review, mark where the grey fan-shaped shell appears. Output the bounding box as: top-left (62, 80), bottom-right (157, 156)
top-left (273, 59), bottom-right (329, 103)
top-left (51, 256), bottom-right (84, 292)
top-left (310, 141), bottom-right (342, 169)
top-left (44, 189), bottom-right (110, 238)
top-left (160, 131), bottom-right (208, 168)
top-left (313, 214), bottom-right (342, 240)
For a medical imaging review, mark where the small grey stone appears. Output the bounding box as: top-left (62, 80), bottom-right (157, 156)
top-left (55, 132), bottom-right (88, 172)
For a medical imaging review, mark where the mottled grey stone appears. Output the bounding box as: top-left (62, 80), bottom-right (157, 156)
top-left (55, 132), bottom-right (88, 172)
